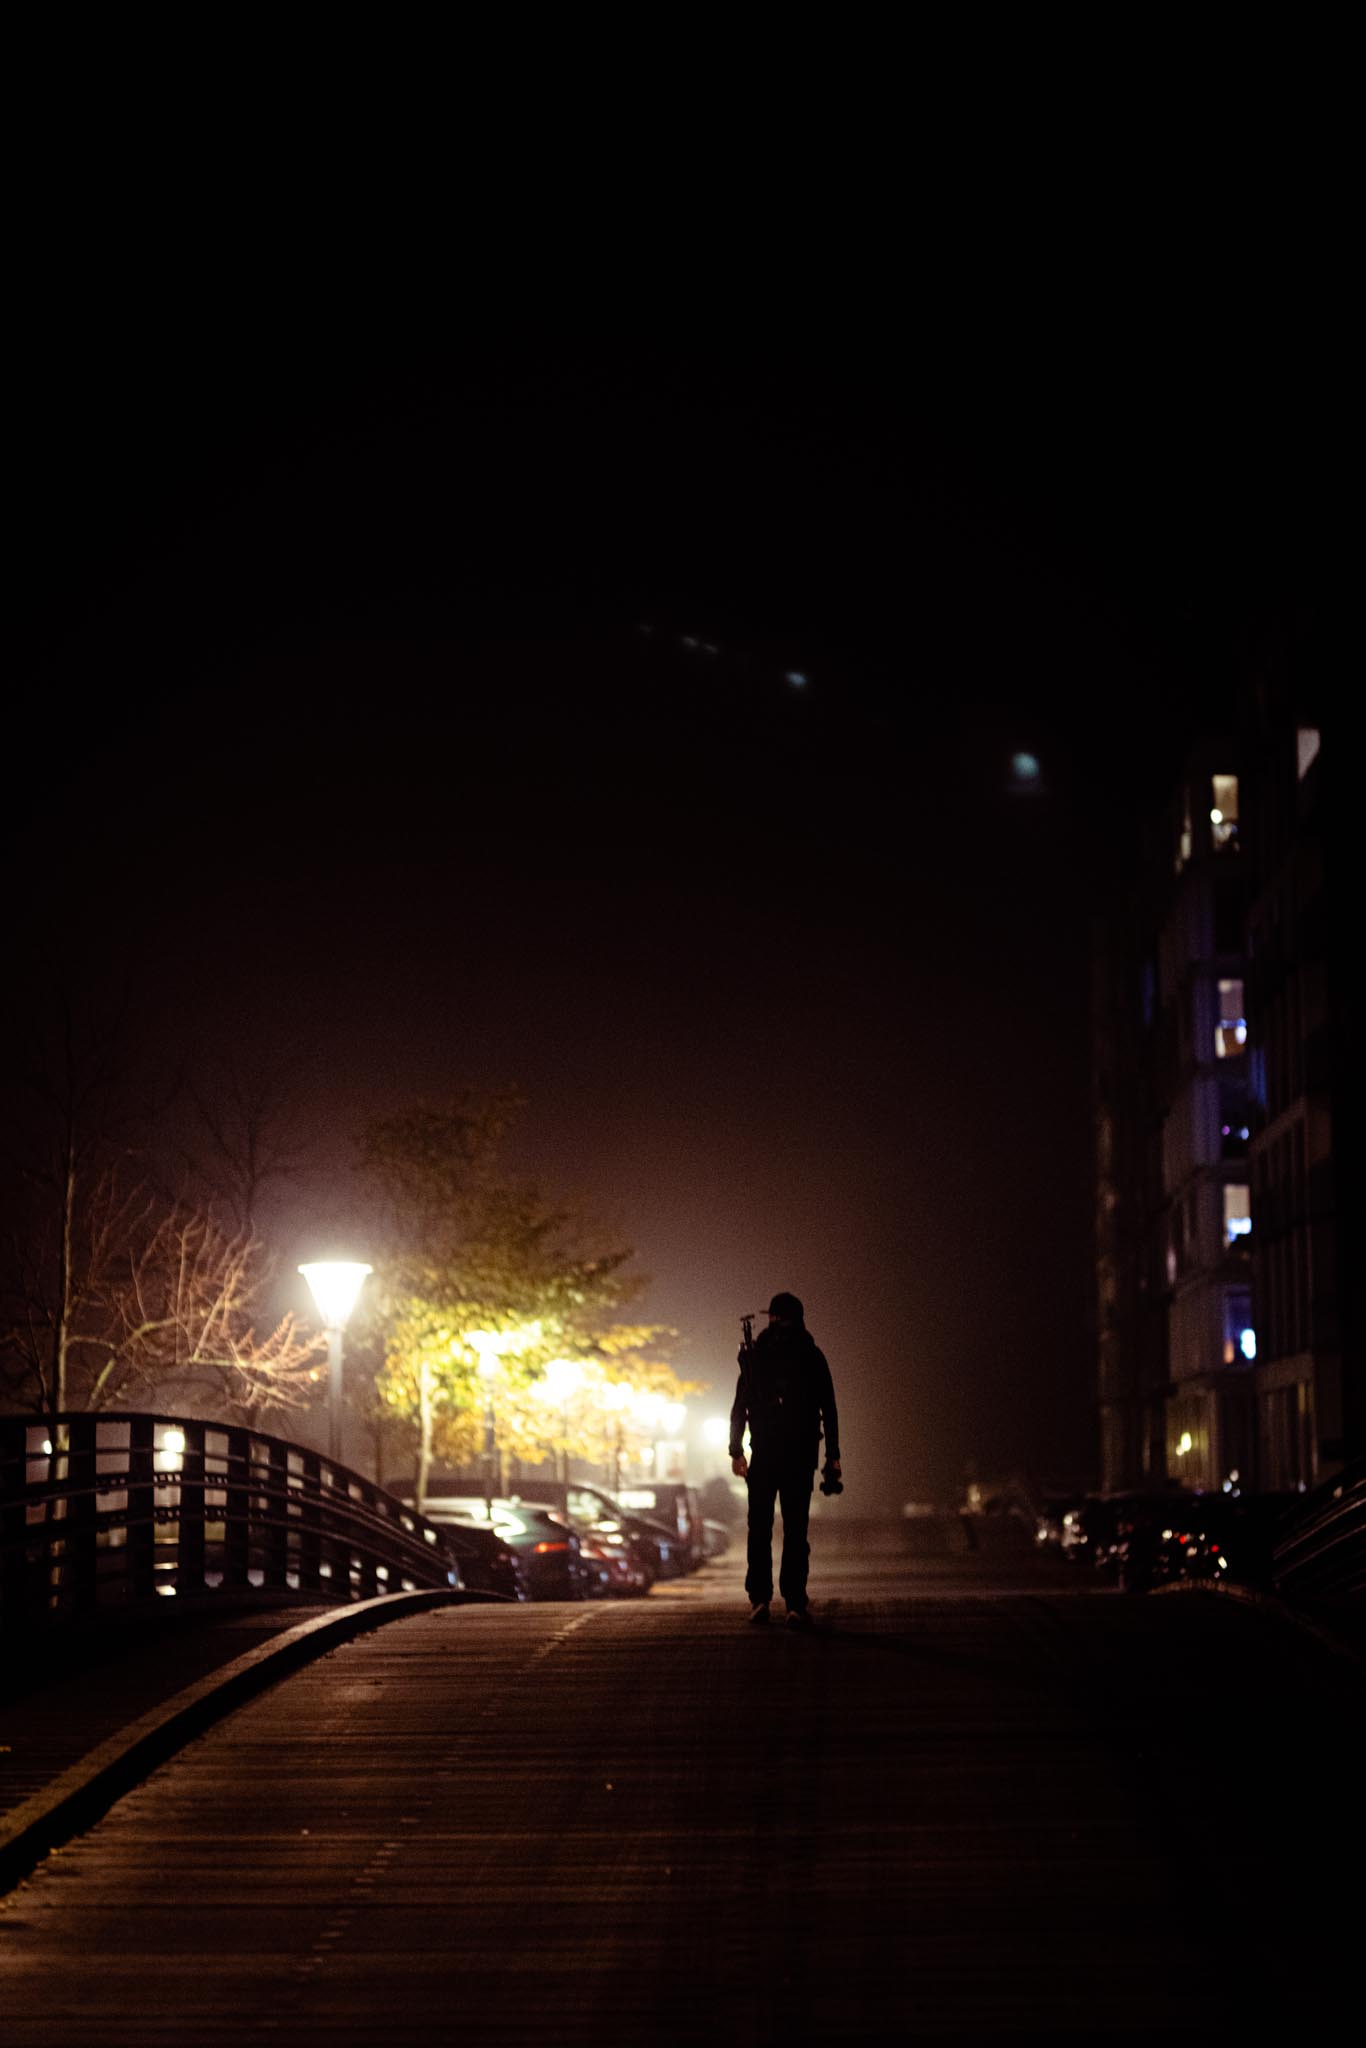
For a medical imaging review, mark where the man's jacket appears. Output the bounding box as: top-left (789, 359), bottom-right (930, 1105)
top-left (729, 1323), bottom-right (840, 1467)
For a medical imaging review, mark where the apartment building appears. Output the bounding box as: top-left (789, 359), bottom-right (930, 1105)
top-left (1244, 713), bottom-right (1350, 1488)
top-left (1157, 746), bottom-right (1256, 1492)
top-left (1094, 699), bottom-right (1356, 1498)
top-left (1094, 744), bottom-right (1257, 1494)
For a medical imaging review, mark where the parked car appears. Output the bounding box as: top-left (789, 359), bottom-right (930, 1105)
top-left (428, 1497), bottom-right (590, 1601)
top-left (1120, 1489), bottom-right (1302, 1593)
top-left (562, 1482), bottom-right (680, 1580)
top-left (615, 1481), bottom-right (706, 1571)
top-left (1035, 1494), bottom-right (1084, 1550)
top-left (1108, 1493), bottom-right (1206, 1590)
top-left (1060, 1495), bottom-right (1121, 1568)
top-left (417, 1511), bottom-right (528, 1600)
top-left (575, 1519), bottom-right (654, 1597)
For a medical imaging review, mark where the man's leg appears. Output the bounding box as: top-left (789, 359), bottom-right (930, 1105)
top-left (777, 1463), bottom-right (814, 1612)
top-left (745, 1458), bottom-right (779, 1607)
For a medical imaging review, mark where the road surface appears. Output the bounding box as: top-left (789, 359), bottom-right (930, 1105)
top-left (2, 1529), bottom-right (1361, 2043)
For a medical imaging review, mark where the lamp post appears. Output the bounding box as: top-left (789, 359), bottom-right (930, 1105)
top-left (600, 1380), bottom-right (633, 1491)
top-left (298, 1261), bottom-right (373, 1467)
top-left (466, 1330), bottom-right (508, 1520)
top-left (542, 1357), bottom-right (584, 1494)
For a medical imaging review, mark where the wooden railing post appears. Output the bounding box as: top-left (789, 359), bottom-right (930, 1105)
top-left (67, 1415), bottom-right (99, 1613)
top-left (264, 1439), bottom-right (289, 1590)
top-left (355, 1479), bottom-right (379, 1599)
top-left (127, 1417), bottom-right (156, 1603)
top-left (0, 1419), bottom-right (27, 1613)
top-left (299, 1451), bottom-right (323, 1592)
top-left (224, 1429), bottom-right (251, 1588)
top-left (179, 1423), bottom-right (207, 1593)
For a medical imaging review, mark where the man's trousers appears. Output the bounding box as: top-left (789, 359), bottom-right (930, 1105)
top-left (745, 1453), bottom-right (815, 1611)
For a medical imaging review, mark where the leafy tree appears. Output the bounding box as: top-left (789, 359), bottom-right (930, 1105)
top-left (359, 1095), bottom-right (698, 1506)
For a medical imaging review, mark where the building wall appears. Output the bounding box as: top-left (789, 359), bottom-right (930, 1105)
top-left (1245, 717), bottom-right (1348, 1487)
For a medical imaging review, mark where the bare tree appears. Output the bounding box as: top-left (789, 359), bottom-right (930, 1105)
top-left (1, 998), bottom-right (324, 1422)
top-left (181, 1048), bottom-right (310, 1234)
top-left (0, 989), bottom-right (146, 1415)
top-left (2, 1164), bottom-right (325, 1418)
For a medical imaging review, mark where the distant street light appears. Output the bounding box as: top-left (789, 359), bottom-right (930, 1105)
top-left (299, 1261), bottom-right (373, 1466)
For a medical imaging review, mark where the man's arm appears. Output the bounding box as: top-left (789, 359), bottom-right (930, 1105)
top-left (816, 1348), bottom-right (840, 1467)
top-left (729, 1365), bottom-right (749, 1475)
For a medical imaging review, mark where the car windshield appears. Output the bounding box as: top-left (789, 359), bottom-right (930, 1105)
top-left (436, 1499), bottom-right (528, 1535)
top-left (568, 1487), bottom-right (611, 1518)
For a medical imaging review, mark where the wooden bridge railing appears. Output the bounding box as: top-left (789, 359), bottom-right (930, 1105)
top-left (0, 1413), bottom-right (459, 1620)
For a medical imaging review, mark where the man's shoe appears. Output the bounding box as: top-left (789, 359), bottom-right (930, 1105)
top-left (748, 1602), bottom-right (771, 1624)
top-left (786, 1605), bottom-right (811, 1627)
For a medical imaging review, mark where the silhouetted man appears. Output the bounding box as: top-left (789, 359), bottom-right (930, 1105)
top-left (730, 1291), bottom-right (841, 1625)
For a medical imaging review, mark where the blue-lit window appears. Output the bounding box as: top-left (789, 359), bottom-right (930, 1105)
top-left (1223, 1289), bottom-right (1254, 1365)
top-left (1216, 979), bottom-right (1247, 1059)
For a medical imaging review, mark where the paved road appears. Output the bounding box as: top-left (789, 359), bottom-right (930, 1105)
top-left (2, 1535), bottom-right (1361, 2044)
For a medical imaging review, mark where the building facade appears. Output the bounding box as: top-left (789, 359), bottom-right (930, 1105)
top-left (1093, 707), bottom-right (1354, 1498)
top-left (1157, 746), bottom-right (1256, 1493)
top-left (1243, 714), bottom-right (1350, 1489)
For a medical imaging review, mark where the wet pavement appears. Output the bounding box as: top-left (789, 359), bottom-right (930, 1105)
top-left (1, 1530), bottom-right (1361, 2043)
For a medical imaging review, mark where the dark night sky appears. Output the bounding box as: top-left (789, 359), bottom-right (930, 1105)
top-left (8, 196), bottom-right (1344, 1507)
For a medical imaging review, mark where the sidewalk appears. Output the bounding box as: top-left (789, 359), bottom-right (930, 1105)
top-left (1, 1598), bottom-right (329, 1823)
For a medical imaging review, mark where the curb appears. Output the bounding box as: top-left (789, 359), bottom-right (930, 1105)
top-left (1151, 1576), bottom-right (1366, 1676)
top-left (0, 1586), bottom-right (503, 1896)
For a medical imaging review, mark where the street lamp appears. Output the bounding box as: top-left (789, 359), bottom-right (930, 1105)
top-left (299, 1261), bottom-right (373, 1467)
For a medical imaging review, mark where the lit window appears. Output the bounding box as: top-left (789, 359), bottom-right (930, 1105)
top-left (1211, 774), bottom-right (1240, 852)
top-left (1296, 727), bottom-right (1320, 779)
top-left (1215, 979), bottom-right (1247, 1058)
top-left (1223, 1290), bottom-right (1252, 1364)
top-left (1176, 795), bottom-right (1193, 872)
top-left (1224, 1185), bottom-right (1252, 1245)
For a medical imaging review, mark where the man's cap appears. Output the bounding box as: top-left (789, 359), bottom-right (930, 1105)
top-left (766, 1291), bottom-right (804, 1321)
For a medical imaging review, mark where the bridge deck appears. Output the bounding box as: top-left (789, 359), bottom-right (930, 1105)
top-left (1, 1539), bottom-right (1361, 2044)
